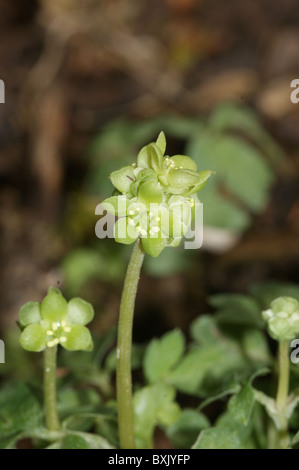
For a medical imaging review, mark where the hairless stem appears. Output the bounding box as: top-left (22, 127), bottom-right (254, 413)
top-left (44, 345), bottom-right (60, 431)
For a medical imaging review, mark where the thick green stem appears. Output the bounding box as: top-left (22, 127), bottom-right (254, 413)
top-left (276, 341), bottom-right (290, 449)
top-left (44, 345), bottom-right (60, 431)
top-left (116, 240), bottom-right (144, 449)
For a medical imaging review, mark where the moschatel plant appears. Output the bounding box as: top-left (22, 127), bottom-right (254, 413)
top-left (18, 287), bottom-right (94, 432)
top-left (12, 133), bottom-right (299, 450)
top-left (254, 297), bottom-right (299, 449)
top-left (101, 132), bottom-right (213, 448)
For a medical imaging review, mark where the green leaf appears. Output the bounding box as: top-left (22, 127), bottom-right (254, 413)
top-left (197, 180), bottom-right (251, 232)
top-left (253, 389), bottom-right (280, 429)
top-left (187, 130), bottom-right (275, 231)
top-left (241, 329), bottom-right (271, 365)
top-left (67, 298), bottom-right (94, 326)
top-left (209, 103), bottom-right (283, 164)
top-left (0, 382), bottom-right (42, 448)
top-left (190, 315), bottom-right (221, 345)
top-left (192, 427), bottom-right (241, 449)
top-left (63, 325), bottom-right (93, 351)
top-left (110, 166), bottom-right (135, 194)
top-left (228, 383), bottom-right (255, 425)
top-left (166, 409), bottom-right (210, 449)
top-left (19, 324), bottom-right (47, 352)
top-left (169, 317), bottom-right (248, 397)
top-left (144, 329), bottom-right (185, 384)
top-left (57, 431), bottom-right (115, 449)
top-left (210, 293), bottom-right (264, 329)
top-left (167, 343), bottom-right (245, 396)
top-left (19, 301), bottom-right (41, 326)
top-left (134, 383), bottom-right (180, 449)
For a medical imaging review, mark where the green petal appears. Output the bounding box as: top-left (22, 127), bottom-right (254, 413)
top-left (19, 324), bottom-right (47, 352)
top-left (67, 298), bottom-right (94, 326)
top-left (186, 170), bottom-right (214, 195)
top-left (101, 195), bottom-right (130, 216)
top-left (142, 236), bottom-right (166, 258)
top-left (62, 325), bottom-right (93, 351)
top-left (148, 144), bottom-right (163, 174)
top-left (137, 144), bottom-right (163, 173)
top-left (40, 291), bottom-right (68, 323)
top-left (19, 301), bottom-right (41, 326)
top-left (169, 155), bottom-right (197, 171)
top-left (156, 131), bottom-right (166, 155)
top-left (271, 297), bottom-right (299, 315)
top-left (268, 317), bottom-right (295, 341)
top-left (138, 180), bottom-right (163, 205)
top-left (114, 218), bottom-right (138, 245)
top-left (137, 145), bottom-right (151, 168)
top-left (110, 166), bottom-right (135, 194)
top-left (168, 169), bottom-right (200, 190)
top-left (48, 287), bottom-right (63, 296)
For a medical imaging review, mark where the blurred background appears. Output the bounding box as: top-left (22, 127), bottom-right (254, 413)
top-left (1, 0), bottom-right (299, 358)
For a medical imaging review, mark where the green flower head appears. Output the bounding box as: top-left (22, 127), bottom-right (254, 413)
top-left (19, 287), bottom-right (94, 352)
top-left (101, 132), bottom-right (213, 257)
top-left (262, 296), bottom-right (299, 341)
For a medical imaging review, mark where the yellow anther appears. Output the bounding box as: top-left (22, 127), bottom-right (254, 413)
top-left (61, 320), bottom-right (66, 327)
top-left (128, 218), bottom-right (135, 226)
top-left (136, 226), bottom-right (142, 232)
top-left (59, 337), bottom-right (67, 343)
top-left (128, 210), bottom-right (134, 215)
top-left (47, 338), bottom-right (59, 347)
top-left (52, 322), bottom-right (58, 331)
top-left (156, 216), bottom-right (161, 222)
top-left (46, 330), bottom-right (53, 336)
top-left (64, 326), bottom-right (71, 333)
top-left (132, 163), bottom-right (136, 167)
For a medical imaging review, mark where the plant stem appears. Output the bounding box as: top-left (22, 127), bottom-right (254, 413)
top-left (276, 340), bottom-right (290, 449)
top-left (116, 240), bottom-right (144, 449)
top-left (44, 345), bottom-right (60, 431)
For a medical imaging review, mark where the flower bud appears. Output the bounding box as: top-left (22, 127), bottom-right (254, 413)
top-left (262, 296), bottom-right (299, 341)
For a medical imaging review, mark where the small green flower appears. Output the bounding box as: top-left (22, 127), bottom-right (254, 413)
top-left (262, 296), bottom-right (299, 341)
top-left (19, 287), bottom-right (94, 352)
top-left (101, 132), bottom-right (214, 257)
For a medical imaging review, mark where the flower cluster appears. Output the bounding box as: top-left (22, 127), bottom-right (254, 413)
top-left (262, 296), bottom-right (299, 341)
top-left (101, 132), bottom-right (213, 257)
top-left (19, 287), bottom-right (94, 352)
